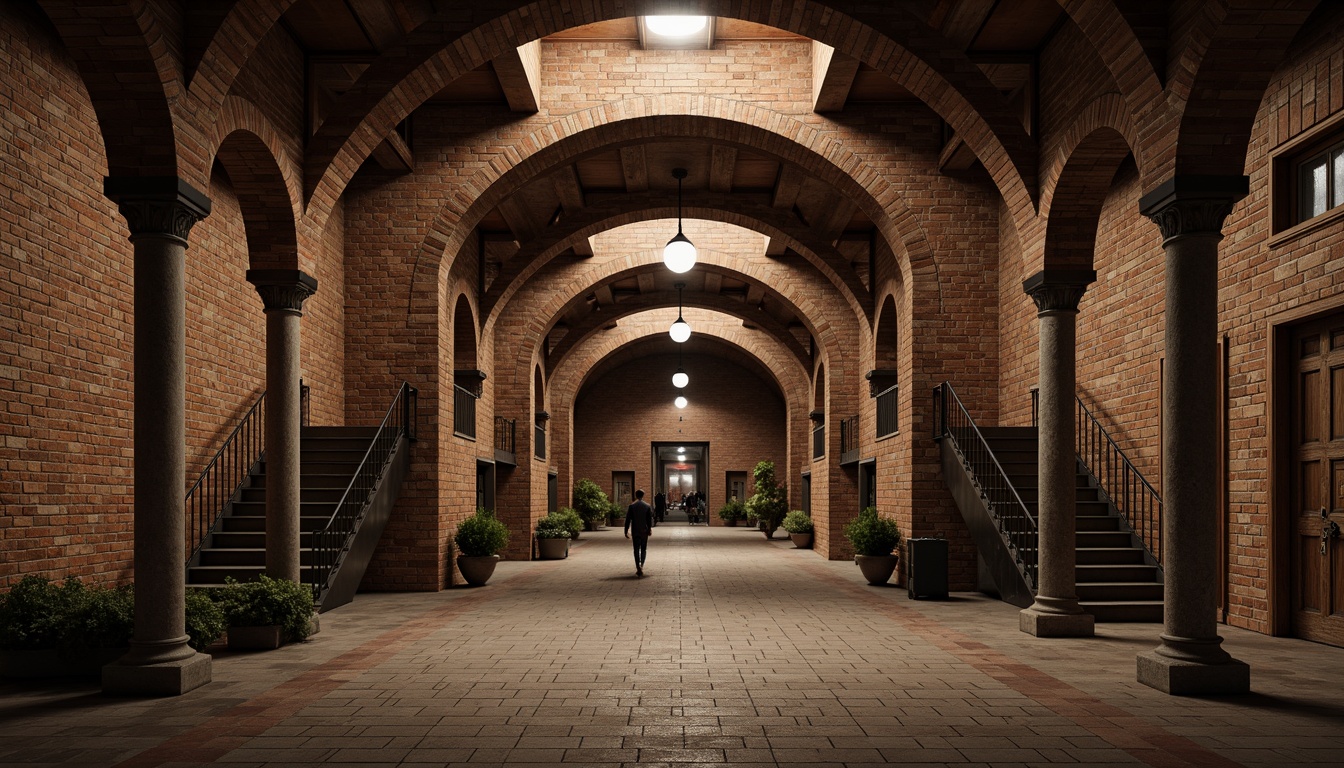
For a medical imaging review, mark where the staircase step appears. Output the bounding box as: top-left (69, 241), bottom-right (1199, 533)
top-left (1076, 530), bottom-right (1134, 547)
top-left (238, 487), bottom-right (350, 504)
top-left (1076, 581), bottom-right (1165, 601)
top-left (1075, 515), bottom-right (1122, 532)
top-left (186, 564), bottom-right (323, 586)
top-left (1082, 601), bottom-right (1164, 622)
top-left (294, 461), bottom-right (365, 475)
top-left (1076, 547), bottom-right (1148, 565)
top-left (301, 437), bottom-right (378, 451)
top-left (220, 514), bottom-right (339, 533)
top-left (1076, 564), bottom-right (1161, 582)
top-left (252, 473), bottom-right (357, 490)
top-left (1014, 486), bottom-right (1107, 503)
top-left (303, 426), bottom-right (379, 439)
top-left (299, 448), bottom-right (372, 462)
top-left (198, 548), bottom-right (324, 567)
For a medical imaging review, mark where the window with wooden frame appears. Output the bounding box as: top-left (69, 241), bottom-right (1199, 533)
top-left (1271, 116), bottom-right (1344, 241)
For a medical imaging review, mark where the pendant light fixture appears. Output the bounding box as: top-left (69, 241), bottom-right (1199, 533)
top-left (669, 282), bottom-right (691, 343)
top-left (674, 396), bottom-right (688, 409)
top-left (664, 168), bottom-right (697, 273)
top-left (672, 338), bottom-right (689, 388)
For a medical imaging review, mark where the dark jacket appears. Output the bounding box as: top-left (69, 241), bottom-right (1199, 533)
top-left (625, 499), bottom-right (654, 537)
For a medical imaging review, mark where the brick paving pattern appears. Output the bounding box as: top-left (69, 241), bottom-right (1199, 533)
top-left (3, 524), bottom-right (1343, 767)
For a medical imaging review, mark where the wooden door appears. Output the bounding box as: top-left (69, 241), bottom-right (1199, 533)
top-left (1290, 317), bottom-right (1344, 646)
top-left (612, 472), bottom-right (634, 507)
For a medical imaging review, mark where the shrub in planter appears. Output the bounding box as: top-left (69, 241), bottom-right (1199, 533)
top-left (217, 575), bottom-right (315, 646)
top-left (745, 461), bottom-right (788, 538)
top-left (0, 576), bottom-right (133, 677)
top-left (573, 478), bottom-right (610, 530)
top-left (717, 500), bottom-right (746, 526)
top-left (455, 507), bottom-right (511, 585)
top-left (782, 509), bottom-right (814, 549)
top-left (552, 507), bottom-right (584, 540)
top-left (607, 500), bottom-right (626, 526)
top-left (185, 589), bottom-right (227, 652)
top-left (535, 514), bottom-right (571, 560)
top-left (844, 507), bottom-right (903, 585)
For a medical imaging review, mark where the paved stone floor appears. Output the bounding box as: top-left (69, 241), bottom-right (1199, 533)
top-left (3, 522), bottom-right (1344, 767)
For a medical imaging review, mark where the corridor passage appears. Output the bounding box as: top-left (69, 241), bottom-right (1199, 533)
top-left (3, 524), bottom-right (1343, 767)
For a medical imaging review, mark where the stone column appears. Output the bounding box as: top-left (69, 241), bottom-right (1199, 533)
top-left (1020, 269), bottom-right (1096, 637)
top-left (246, 270), bottom-right (318, 584)
top-left (102, 177), bottom-right (213, 696)
top-left (1137, 176), bottom-right (1250, 695)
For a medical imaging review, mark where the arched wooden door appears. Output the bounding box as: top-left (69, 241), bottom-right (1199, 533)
top-left (1290, 316), bottom-right (1344, 646)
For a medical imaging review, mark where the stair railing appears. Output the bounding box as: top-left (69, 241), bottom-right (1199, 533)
top-left (185, 391), bottom-right (265, 564)
top-left (1074, 397), bottom-right (1163, 564)
top-left (310, 382), bottom-right (417, 599)
top-left (934, 382), bottom-right (1038, 589)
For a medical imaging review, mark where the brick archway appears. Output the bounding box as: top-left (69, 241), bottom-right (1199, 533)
top-left (214, 124), bottom-right (300, 271)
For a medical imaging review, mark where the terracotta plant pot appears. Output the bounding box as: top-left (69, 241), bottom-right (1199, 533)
top-left (227, 625), bottom-right (283, 650)
top-left (537, 537), bottom-right (569, 560)
top-left (854, 554), bottom-right (899, 585)
top-left (790, 532), bottom-right (813, 549)
top-left (761, 524), bottom-right (779, 539)
top-left (457, 554), bottom-right (501, 586)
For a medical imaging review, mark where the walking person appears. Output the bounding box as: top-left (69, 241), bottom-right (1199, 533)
top-left (625, 488), bottom-right (654, 576)
top-left (654, 490), bottom-right (666, 524)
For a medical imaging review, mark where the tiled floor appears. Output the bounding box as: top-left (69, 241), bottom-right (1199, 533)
top-left (3, 522), bottom-right (1344, 767)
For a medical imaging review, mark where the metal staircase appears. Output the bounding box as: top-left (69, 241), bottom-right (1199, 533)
top-left (935, 383), bottom-right (1163, 621)
top-left (185, 383), bottom-right (416, 612)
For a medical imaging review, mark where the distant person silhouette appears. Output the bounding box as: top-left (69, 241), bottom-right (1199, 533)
top-left (624, 489), bottom-right (654, 576)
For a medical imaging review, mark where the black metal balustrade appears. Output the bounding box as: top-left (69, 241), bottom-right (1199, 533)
top-left (185, 391), bottom-right (265, 564)
top-left (876, 384), bottom-right (899, 437)
top-left (839, 415), bottom-right (860, 465)
top-left (495, 416), bottom-right (516, 455)
top-left (535, 422), bottom-right (547, 460)
top-left (1074, 397), bottom-right (1163, 564)
top-left (812, 424), bottom-right (825, 460)
top-left (453, 384), bottom-right (477, 439)
top-left (310, 382), bottom-right (417, 599)
top-left (934, 382), bottom-right (1038, 589)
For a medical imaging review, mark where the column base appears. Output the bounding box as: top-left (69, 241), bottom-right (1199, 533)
top-left (1136, 649), bottom-right (1249, 695)
top-left (1020, 606), bottom-right (1095, 637)
top-left (102, 651), bottom-right (212, 696)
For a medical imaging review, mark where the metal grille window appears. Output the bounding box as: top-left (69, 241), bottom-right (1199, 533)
top-left (876, 385), bottom-right (898, 437)
top-left (453, 385), bottom-right (477, 439)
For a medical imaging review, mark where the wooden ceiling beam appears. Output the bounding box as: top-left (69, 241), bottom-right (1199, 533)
top-left (813, 194), bottom-right (858, 244)
top-left (619, 145), bottom-right (649, 192)
top-left (347, 0), bottom-right (404, 51)
top-left (496, 196), bottom-right (540, 243)
top-left (636, 272), bottom-right (656, 294)
top-left (772, 164), bottom-right (804, 209)
top-left (703, 272), bottom-right (723, 294)
top-left (709, 145), bottom-right (737, 193)
top-left (552, 165), bottom-right (585, 212)
top-left (935, 0), bottom-right (998, 49)
top-left (493, 40), bottom-right (542, 113)
top-left (812, 42), bottom-right (861, 113)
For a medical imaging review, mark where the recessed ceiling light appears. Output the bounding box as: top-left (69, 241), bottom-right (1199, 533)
top-left (646, 15), bottom-right (707, 37)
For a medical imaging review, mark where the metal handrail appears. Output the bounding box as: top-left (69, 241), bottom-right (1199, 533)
top-left (453, 384), bottom-right (477, 438)
top-left (534, 421), bottom-right (546, 460)
top-left (185, 391), bottom-right (265, 564)
top-left (934, 381), bottom-right (1038, 589)
top-left (1075, 397), bottom-right (1163, 564)
top-left (310, 382), bottom-right (417, 598)
top-left (876, 384), bottom-right (899, 437)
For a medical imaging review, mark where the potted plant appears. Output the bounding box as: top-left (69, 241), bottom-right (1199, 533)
top-left (553, 507), bottom-right (584, 540)
top-left (0, 576), bottom-right (133, 678)
top-left (185, 589), bottom-right (227, 651)
top-left (717, 499), bottom-right (745, 527)
top-left (535, 514), bottom-right (571, 560)
top-left (745, 460), bottom-right (788, 539)
top-left (782, 509), bottom-right (814, 548)
top-left (217, 575), bottom-right (315, 650)
top-left (455, 507), bottom-right (510, 586)
top-left (845, 506), bottom-right (903, 585)
top-left (607, 499), bottom-right (626, 528)
top-left (573, 479), bottom-right (610, 531)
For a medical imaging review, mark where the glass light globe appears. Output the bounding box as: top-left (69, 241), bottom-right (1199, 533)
top-left (669, 317), bottom-right (691, 343)
top-left (672, 369), bottom-right (689, 388)
top-left (646, 15), bottom-right (707, 37)
top-left (674, 396), bottom-right (688, 409)
top-left (663, 233), bottom-right (697, 273)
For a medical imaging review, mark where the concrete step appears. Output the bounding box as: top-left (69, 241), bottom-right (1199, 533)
top-left (197, 548), bottom-right (322, 567)
top-left (1082, 600), bottom-right (1163, 622)
top-left (238, 486), bottom-right (349, 504)
top-left (1075, 515), bottom-right (1122, 532)
top-left (1076, 581), bottom-right (1165, 602)
top-left (303, 426), bottom-right (379, 439)
top-left (219, 513), bottom-right (337, 533)
top-left (252, 473), bottom-right (356, 490)
top-left (1076, 564), bottom-right (1162, 583)
top-left (1076, 547), bottom-right (1148, 565)
top-left (1076, 530), bottom-right (1134, 548)
top-left (186, 564), bottom-right (323, 585)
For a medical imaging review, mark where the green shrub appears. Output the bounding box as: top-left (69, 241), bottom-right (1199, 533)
top-left (535, 514), bottom-right (571, 539)
top-left (607, 499), bottom-right (626, 523)
top-left (718, 499), bottom-right (746, 522)
top-left (572, 479), bottom-right (610, 528)
top-left (185, 589), bottom-right (227, 651)
top-left (216, 575), bottom-right (314, 643)
top-left (745, 461), bottom-right (788, 531)
top-left (844, 507), bottom-right (902, 556)
top-left (781, 509), bottom-right (813, 535)
top-left (551, 507), bottom-right (583, 537)
top-left (455, 507), bottom-right (510, 556)
top-left (0, 576), bottom-right (133, 653)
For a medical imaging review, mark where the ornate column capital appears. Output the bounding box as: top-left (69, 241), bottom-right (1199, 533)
top-left (247, 269), bottom-right (318, 315)
top-left (1022, 269), bottom-right (1096, 315)
top-left (104, 176), bottom-right (211, 245)
top-left (1138, 175), bottom-right (1249, 245)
